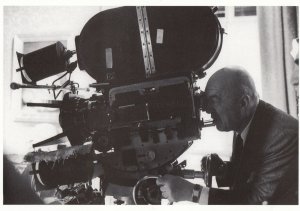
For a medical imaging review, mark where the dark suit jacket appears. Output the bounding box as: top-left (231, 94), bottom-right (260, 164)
top-left (208, 100), bottom-right (298, 204)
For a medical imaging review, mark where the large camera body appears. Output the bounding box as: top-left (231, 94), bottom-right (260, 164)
top-left (15, 6), bottom-right (223, 204)
top-left (58, 76), bottom-right (202, 186)
top-left (59, 6), bottom-right (221, 186)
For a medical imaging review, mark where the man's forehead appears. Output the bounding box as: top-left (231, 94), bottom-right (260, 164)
top-left (205, 83), bottom-right (223, 97)
top-left (205, 88), bottom-right (222, 98)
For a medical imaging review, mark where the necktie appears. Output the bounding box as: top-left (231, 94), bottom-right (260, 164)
top-left (234, 134), bottom-right (244, 164)
top-left (232, 134), bottom-right (244, 189)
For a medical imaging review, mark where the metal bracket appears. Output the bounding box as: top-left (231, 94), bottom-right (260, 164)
top-left (136, 6), bottom-right (156, 78)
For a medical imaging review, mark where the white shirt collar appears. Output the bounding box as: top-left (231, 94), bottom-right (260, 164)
top-left (240, 115), bottom-right (253, 144)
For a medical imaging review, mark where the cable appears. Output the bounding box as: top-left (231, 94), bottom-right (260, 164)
top-left (52, 72), bottom-right (73, 99)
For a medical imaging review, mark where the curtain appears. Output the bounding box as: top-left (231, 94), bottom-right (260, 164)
top-left (257, 6), bottom-right (298, 118)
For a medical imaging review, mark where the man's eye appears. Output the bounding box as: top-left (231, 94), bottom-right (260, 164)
top-left (209, 97), bottom-right (220, 105)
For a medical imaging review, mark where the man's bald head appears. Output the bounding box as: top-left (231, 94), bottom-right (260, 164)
top-left (206, 66), bottom-right (258, 101)
top-left (204, 66), bottom-right (259, 133)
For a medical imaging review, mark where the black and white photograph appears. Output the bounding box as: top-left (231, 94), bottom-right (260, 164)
top-left (1, 1), bottom-right (299, 207)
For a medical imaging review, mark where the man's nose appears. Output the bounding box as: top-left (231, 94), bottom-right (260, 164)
top-left (206, 108), bottom-right (212, 114)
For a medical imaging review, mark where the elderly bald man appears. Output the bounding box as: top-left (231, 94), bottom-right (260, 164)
top-left (156, 66), bottom-right (298, 204)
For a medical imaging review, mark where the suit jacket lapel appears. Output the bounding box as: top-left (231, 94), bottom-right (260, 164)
top-left (234, 100), bottom-right (266, 186)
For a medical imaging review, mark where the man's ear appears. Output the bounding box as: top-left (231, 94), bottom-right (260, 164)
top-left (240, 95), bottom-right (250, 109)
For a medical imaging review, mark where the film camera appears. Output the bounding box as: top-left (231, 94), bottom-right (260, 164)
top-left (11, 6), bottom-right (224, 204)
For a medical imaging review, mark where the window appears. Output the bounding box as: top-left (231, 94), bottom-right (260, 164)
top-left (215, 6), bottom-right (257, 17)
top-left (235, 6), bottom-right (257, 16)
top-left (215, 6), bottom-right (225, 17)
